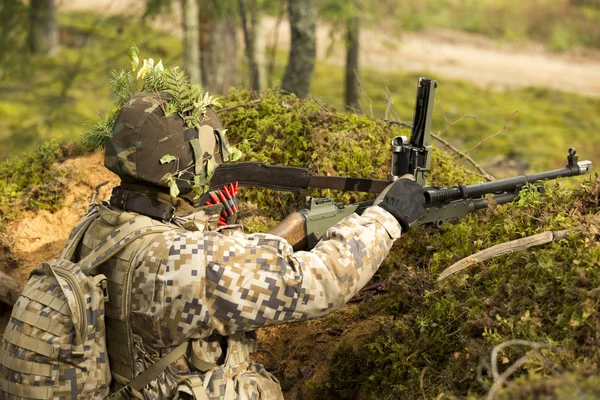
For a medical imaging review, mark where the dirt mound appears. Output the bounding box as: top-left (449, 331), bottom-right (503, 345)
top-left (1, 151), bottom-right (117, 293)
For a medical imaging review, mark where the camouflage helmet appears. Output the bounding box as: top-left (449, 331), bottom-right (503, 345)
top-left (105, 92), bottom-right (230, 196)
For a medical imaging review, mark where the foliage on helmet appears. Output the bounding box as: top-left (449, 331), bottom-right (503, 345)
top-left (84, 44), bottom-right (242, 199)
top-left (82, 44), bottom-right (222, 150)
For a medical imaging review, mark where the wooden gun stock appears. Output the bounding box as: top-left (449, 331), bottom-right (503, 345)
top-left (267, 212), bottom-right (309, 251)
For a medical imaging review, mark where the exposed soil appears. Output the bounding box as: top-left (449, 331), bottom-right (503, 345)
top-left (3, 152), bottom-right (118, 284)
top-left (0, 152), bottom-right (118, 337)
top-left (61, 0), bottom-right (600, 97)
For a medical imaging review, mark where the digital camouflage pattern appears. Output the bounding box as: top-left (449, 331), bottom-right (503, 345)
top-left (105, 92), bottom-right (229, 195)
top-left (0, 207), bottom-right (111, 400)
top-left (75, 200), bottom-right (401, 399)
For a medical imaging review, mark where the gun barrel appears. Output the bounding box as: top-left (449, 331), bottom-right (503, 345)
top-left (425, 160), bottom-right (592, 204)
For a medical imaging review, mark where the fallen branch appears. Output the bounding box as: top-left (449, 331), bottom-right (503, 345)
top-left (437, 229), bottom-right (572, 281)
top-left (0, 270), bottom-right (22, 307)
top-left (384, 119), bottom-right (412, 129)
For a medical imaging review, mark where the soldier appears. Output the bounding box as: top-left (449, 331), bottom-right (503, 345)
top-left (81, 92), bottom-right (425, 399)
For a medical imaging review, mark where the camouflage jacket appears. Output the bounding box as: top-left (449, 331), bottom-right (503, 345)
top-left (77, 199), bottom-right (402, 399)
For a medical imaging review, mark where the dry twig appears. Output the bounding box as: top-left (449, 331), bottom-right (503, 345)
top-left (384, 87), bottom-right (401, 121)
top-left (420, 367), bottom-right (428, 400)
top-left (465, 111), bottom-right (518, 155)
top-left (354, 69), bottom-right (374, 117)
top-left (432, 133), bottom-right (496, 181)
top-left (437, 104), bottom-right (476, 138)
top-left (485, 340), bottom-right (565, 400)
top-left (384, 120), bottom-right (412, 129)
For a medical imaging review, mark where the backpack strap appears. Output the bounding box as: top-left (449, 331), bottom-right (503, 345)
top-left (78, 221), bottom-right (173, 275)
top-left (58, 206), bottom-right (101, 261)
top-left (108, 341), bottom-right (190, 400)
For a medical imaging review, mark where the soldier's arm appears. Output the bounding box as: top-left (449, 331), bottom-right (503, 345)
top-left (133, 206), bottom-right (400, 339)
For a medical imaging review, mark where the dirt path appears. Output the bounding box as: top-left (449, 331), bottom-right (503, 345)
top-left (61, 0), bottom-right (600, 97)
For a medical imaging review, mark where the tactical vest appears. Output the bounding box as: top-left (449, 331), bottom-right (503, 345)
top-left (78, 203), bottom-right (282, 399)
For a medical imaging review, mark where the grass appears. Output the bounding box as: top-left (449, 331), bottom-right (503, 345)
top-left (0, 11), bottom-right (182, 157)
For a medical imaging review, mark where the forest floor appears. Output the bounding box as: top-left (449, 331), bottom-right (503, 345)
top-left (61, 0), bottom-right (600, 97)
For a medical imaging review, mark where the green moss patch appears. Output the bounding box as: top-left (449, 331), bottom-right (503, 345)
top-left (309, 179), bottom-right (600, 399)
top-left (0, 141), bottom-right (67, 224)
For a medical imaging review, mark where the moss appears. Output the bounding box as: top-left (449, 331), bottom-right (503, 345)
top-left (497, 368), bottom-right (600, 399)
top-left (218, 89), bottom-right (479, 231)
top-left (0, 141), bottom-right (67, 218)
top-left (0, 11), bottom-right (182, 156)
top-left (314, 179), bottom-right (600, 399)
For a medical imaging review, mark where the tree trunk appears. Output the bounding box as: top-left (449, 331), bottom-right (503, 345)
top-left (28, 0), bottom-right (58, 55)
top-left (238, 0), bottom-right (261, 91)
top-left (344, 16), bottom-right (361, 113)
top-left (181, 0), bottom-right (200, 83)
top-left (200, 13), bottom-right (238, 95)
top-left (281, 0), bottom-right (316, 98)
top-left (1, 0), bottom-right (24, 80)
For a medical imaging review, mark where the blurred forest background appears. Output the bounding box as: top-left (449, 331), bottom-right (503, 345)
top-left (1, 0), bottom-right (600, 174)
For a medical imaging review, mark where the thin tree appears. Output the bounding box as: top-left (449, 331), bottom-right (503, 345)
top-left (28, 0), bottom-right (59, 55)
top-left (238, 0), bottom-right (262, 91)
top-left (199, 6), bottom-right (239, 95)
top-left (281, 0), bottom-right (317, 98)
top-left (181, 0), bottom-right (201, 83)
top-left (318, 0), bottom-right (364, 112)
top-left (0, 0), bottom-right (25, 79)
top-left (345, 14), bottom-right (361, 112)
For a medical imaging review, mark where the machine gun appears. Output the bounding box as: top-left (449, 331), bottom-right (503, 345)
top-left (211, 78), bottom-right (593, 250)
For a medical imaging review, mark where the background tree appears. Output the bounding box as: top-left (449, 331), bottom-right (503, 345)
top-left (28, 0), bottom-right (59, 55)
top-left (318, 0), bottom-right (363, 112)
top-left (181, 0), bottom-right (200, 83)
top-left (281, 0), bottom-right (317, 98)
top-left (345, 13), bottom-right (361, 112)
top-left (144, 0), bottom-right (201, 83)
top-left (238, 0), bottom-right (262, 91)
top-left (0, 0), bottom-right (26, 80)
top-left (199, 2), bottom-right (239, 95)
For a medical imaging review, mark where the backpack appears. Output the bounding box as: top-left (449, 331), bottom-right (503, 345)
top-left (0, 206), bottom-right (171, 399)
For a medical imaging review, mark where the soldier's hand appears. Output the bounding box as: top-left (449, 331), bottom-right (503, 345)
top-left (375, 175), bottom-right (425, 232)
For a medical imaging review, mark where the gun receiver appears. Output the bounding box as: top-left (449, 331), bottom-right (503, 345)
top-left (390, 77), bottom-right (437, 186)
